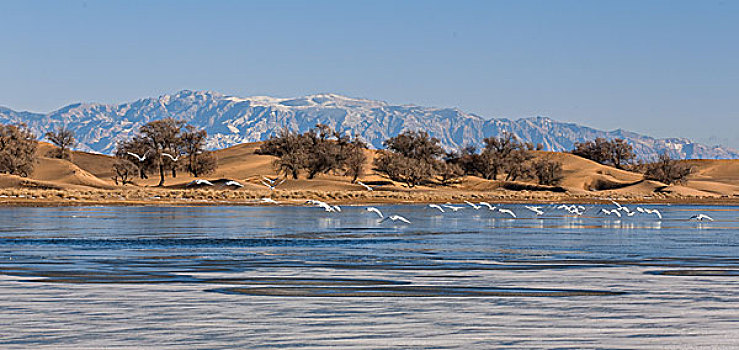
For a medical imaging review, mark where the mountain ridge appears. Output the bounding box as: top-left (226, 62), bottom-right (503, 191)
top-left (1, 90), bottom-right (736, 159)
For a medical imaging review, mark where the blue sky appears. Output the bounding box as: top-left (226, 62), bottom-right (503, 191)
top-left (1, 0), bottom-right (737, 147)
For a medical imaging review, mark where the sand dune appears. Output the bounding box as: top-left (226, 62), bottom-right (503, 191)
top-left (0, 142), bottom-right (736, 204)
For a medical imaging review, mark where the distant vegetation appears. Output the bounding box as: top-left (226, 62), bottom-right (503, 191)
top-left (1, 120), bottom-right (702, 191)
top-left (45, 126), bottom-right (76, 160)
top-left (0, 123), bottom-right (37, 177)
top-left (642, 152), bottom-right (692, 185)
top-left (258, 124), bottom-right (367, 182)
top-left (572, 137), bottom-right (635, 169)
top-left (264, 128), bottom-right (564, 188)
top-left (114, 118), bottom-right (216, 186)
top-left (444, 133), bottom-right (561, 186)
top-left (374, 130), bottom-right (443, 187)
top-left (570, 137), bottom-right (693, 185)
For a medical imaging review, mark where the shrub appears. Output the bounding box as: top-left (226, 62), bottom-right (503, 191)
top-left (0, 123), bottom-right (37, 177)
top-left (374, 131), bottom-right (443, 187)
top-left (532, 157), bottom-right (564, 186)
top-left (259, 125), bottom-right (368, 180)
top-left (572, 138), bottom-right (635, 169)
top-left (643, 152), bottom-right (691, 185)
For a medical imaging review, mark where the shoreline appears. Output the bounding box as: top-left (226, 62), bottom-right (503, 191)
top-left (1, 188), bottom-right (737, 207)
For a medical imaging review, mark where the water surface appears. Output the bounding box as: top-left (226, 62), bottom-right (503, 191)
top-left (1, 204), bottom-right (738, 348)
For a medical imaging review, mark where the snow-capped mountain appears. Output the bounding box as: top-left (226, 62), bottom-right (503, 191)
top-left (1, 90), bottom-right (737, 159)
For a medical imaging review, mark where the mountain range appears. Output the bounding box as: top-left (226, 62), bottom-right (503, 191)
top-left (1, 90), bottom-right (737, 159)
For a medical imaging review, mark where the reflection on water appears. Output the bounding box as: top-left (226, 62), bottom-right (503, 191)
top-left (1, 204), bottom-right (738, 348)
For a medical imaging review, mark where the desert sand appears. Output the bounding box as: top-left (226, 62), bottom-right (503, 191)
top-left (1, 142), bottom-right (737, 206)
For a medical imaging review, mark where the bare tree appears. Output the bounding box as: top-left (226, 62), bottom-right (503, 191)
top-left (374, 151), bottom-right (435, 187)
top-left (344, 139), bottom-right (367, 183)
top-left (532, 157), bottom-right (564, 186)
top-left (259, 125), bottom-right (367, 180)
top-left (111, 159), bottom-right (137, 185)
top-left (479, 132), bottom-right (522, 180)
top-left (572, 138), bottom-right (635, 169)
top-left (45, 126), bottom-right (76, 160)
top-left (609, 139), bottom-right (635, 169)
top-left (139, 118), bottom-right (186, 186)
top-left (643, 152), bottom-right (692, 185)
top-left (383, 130), bottom-right (443, 163)
top-left (436, 161), bottom-right (464, 186)
top-left (274, 151), bottom-right (304, 179)
top-left (0, 123), bottom-right (37, 177)
top-left (374, 131), bottom-right (443, 187)
top-left (115, 136), bottom-right (155, 179)
top-left (504, 148), bottom-right (534, 181)
top-left (180, 126), bottom-right (217, 177)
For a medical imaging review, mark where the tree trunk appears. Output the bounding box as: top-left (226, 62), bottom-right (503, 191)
top-left (157, 159), bottom-right (165, 186)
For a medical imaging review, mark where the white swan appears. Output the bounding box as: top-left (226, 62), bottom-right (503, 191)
top-left (497, 208), bottom-right (517, 218)
top-left (690, 214), bottom-right (713, 221)
top-left (381, 215), bottom-right (411, 224)
top-left (443, 204), bottom-right (464, 212)
top-left (261, 178), bottom-right (285, 191)
top-left (428, 204), bottom-right (445, 213)
top-left (479, 202), bottom-right (496, 211)
top-left (357, 181), bottom-right (374, 191)
top-left (306, 200), bottom-right (335, 212)
top-left (188, 179), bottom-right (214, 187)
top-left (644, 208), bottom-right (662, 219)
top-left (162, 153), bottom-right (181, 162)
top-left (225, 180), bottom-right (244, 188)
top-left (601, 208), bottom-right (622, 217)
top-left (524, 205), bottom-right (544, 216)
top-left (126, 151), bottom-right (148, 162)
top-left (366, 207), bottom-right (383, 218)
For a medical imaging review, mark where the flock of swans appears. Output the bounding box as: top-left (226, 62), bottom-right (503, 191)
top-left (119, 159), bottom-right (720, 224)
top-left (300, 198), bottom-right (715, 225)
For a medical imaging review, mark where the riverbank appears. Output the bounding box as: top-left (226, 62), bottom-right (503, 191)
top-left (1, 187), bottom-right (737, 207)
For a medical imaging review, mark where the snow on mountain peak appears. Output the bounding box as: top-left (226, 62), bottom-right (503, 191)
top-left (0, 90), bottom-right (736, 159)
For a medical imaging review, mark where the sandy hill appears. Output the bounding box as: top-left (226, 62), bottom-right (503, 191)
top-left (0, 142), bottom-right (736, 200)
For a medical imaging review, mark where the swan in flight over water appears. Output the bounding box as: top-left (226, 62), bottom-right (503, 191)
top-left (479, 202), bottom-right (496, 211)
top-left (225, 180), bottom-right (244, 188)
top-left (644, 208), bottom-right (662, 219)
top-left (356, 181), bottom-right (374, 191)
top-left (306, 200), bottom-right (336, 212)
top-left (366, 207), bottom-right (383, 218)
top-left (188, 179), bottom-right (214, 187)
top-left (464, 201), bottom-right (481, 210)
top-left (261, 197), bottom-right (279, 204)
top-left (557, 204), bottom-right (583, 216)
top-left (497, 208), bottom-right (517, 218)
top-left (601, 208), bottom-right (622, 217)
top-left (524, 205), bottom-right (544, 216)
top-left (443, 204), bottom-right (464, 212)
top-left (381, 215), bottom-right (411, 224)
top-left (162, 153), bottom-right (181, 162)
top-left (126, 151), bottom-right (149, 162)
top-left (428, 204), bottom-right (445, 213)
top-left (690, 214), bottom-right (714, 221)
